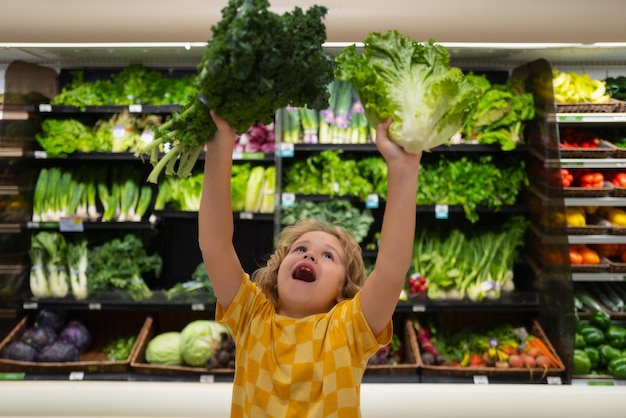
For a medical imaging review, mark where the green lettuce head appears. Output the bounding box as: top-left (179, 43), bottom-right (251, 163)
top-left (334, 30), bottom-right (480, 153)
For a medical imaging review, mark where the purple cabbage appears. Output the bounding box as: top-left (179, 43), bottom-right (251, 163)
top-left (0, 340), bottom-right (38, 362)
top-left (21, 325), bottom-right (57, 350)
top-left (58, 321), bottom-right (92, 353)
top-left (38, 340), bottom-right (79, 362)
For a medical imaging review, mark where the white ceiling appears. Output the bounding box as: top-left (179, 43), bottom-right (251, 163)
top-left (1, 0), bottom-right (626, 66)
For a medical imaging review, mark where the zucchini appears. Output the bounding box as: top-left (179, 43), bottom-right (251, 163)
top-left (575, 288), bottom-right (605, 313)
top-left (588, 282), bottom-right (621, 313)
top-left (598, 282), bottom-right (624, 313)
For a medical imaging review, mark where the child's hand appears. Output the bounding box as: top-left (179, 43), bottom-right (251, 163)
top-left (210, 110), bottom-right (236, 145)
top-left (375, 117), bottom-right (422, 167)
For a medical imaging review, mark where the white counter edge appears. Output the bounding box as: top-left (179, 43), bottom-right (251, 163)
top-left (0, 381), bottom-right (625, 417)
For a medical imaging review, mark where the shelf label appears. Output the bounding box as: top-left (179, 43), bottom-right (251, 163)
top-left (365, 194), bottom-right (379, 209)
top-left (0, 372), bottom-right (25, 380)
top-left (23, 302), bottom-right (38, 310)
top-left (191, 303), bottom-right (206, 311)
top-left (411, 304), bottom-right (425, 312)
top-left (38, 104), bottom-right (52, 112)
top-left (232, 150), bottom-right (243, 160)
top-left (33, 150), bottom-right (48, 159)
top-left (88, 303), bottom-right (102, 310)
top-left (69, 371), bottom-right (85, 381)
top-left (557, 115), bottom-right (583, 122)
top-left (435, 204), bottom-right (449, 219)
top-left (279, 143), bottom-right (294, 158)
top-left (239, 212), bottom-right (254, 220)
top-left (473, 375), bottom-right (489, 385)
top-left (547, 376), bottom-right (562, 385)
top-left (128, 104), bottom-right (143, 113)
top-left (59, 216), bottom-right (84, 232)
top-left (199, 374), bottom-right (215, 383)
top-left (281, 193), bottom-right (296, 207)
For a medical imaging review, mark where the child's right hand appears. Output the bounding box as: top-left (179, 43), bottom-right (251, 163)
top-left (210, 110), bottom-right (236, 144)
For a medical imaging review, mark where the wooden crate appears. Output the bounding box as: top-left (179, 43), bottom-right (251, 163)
top-left (130, 314), bottom-right (234, 376)
top-left (0, 311), bottom-right (150, 373)
top-left (364, 319), bottom-right (419, 375)
top-left (415, 319), bottom-right (565, 381)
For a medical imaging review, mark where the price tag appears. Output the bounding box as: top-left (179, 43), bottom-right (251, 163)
top-left (191, 303), bottom-right (206, 311)
top-left (435, 204), bottom-right (449, 219)
top-left (279, 143), bottom-right (294, 158)
top-left (199, 374), bottom-right (215, 383)
top-left (128, 104), bottom-right (143, 113)
top-left (281, 193), bottom-right (296, 207)
top-left (39, 104), bottom-right (52, 112)
top-left (547, 376), bottom-right (562, 385)
top-left (411, 304), bottom-right (425, 312)
top-left (69, 371), bottom-right (85, 381)
top-left (557, 115), bottom-right (583, 122)
top-left (365, 194), bottom-right (379, 209)
top-left (141, 130), bottom-right (154, 144)
top-left (23, 302), bottom-right (38, 310)
top-left (239, 212), bottom-right (253, 220)
top-left (473, 375), bottom-right (489, 385)
top-left (33, 150), bottom-right (48, 159)
top-left (88, 303), bottom-right (102, 310)
top-left (59, 216), bottom-right (84, 232)
top-left (27, 221), bottom-right (39, 229)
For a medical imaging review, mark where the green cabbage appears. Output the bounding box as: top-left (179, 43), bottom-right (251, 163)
top-left (145, 332), bottom-right (183, 365)
top-left (180, 320), bottom-right (228, 367)
top-left (334, 30), bottom-right (480, 153)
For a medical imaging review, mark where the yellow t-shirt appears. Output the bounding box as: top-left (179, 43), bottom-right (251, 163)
top-left (216, 273), bottom-right (392, 418)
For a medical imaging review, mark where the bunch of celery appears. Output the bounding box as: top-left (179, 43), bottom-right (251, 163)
top-left (411, 216), bottom-right (529, 301)
top-left (282, 80), bottom-right (372, 144)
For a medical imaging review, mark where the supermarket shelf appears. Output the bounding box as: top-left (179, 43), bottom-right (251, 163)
top-left (560, 158), bottom-right (626, 169)
top-left (572, 272), bottom-right (626, 282)
top-left (564, 196), bottom-right (626, 206)
top-left (553, 113), bottom-right (626, 124)
top-left (568, 235), bottom-right (626, 244)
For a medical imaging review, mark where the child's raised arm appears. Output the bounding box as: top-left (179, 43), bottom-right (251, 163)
top-left (198, 110), bottom-right (245, 310)
top-left (360, 117), bottom-right (422, 337)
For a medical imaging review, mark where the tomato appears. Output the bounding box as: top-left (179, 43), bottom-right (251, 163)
top-left (595, 243), bottom-right (619, 257)
top-left (612, 172), bottom-right (626, 187)
top-left (569, 250), bottom-right (583, 264)
top-left (580, 249), bottom-right (600, 264)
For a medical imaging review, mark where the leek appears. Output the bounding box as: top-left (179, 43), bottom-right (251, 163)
top-left (133, 185), bottom-right (153, 221)
top-left (32, 168), bottom-right (49, 222)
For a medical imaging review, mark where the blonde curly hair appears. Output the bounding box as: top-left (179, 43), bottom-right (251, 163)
top-left (251, 218), bottom-right (366, 308)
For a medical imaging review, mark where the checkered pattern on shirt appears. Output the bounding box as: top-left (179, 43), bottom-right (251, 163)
top-left (216, 273), bottom-right (392, 418)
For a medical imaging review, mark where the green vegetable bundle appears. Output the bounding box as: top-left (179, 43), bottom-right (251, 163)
top-left (334, 30), bottom-right (480, 153)
top-left (139, 0), bottom-right (334, 183)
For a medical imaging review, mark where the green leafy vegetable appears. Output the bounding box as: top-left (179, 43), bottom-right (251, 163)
top-left (334, 30), bottom-right (479, 153)
top-left (138, 0), bottom-right (334, 183)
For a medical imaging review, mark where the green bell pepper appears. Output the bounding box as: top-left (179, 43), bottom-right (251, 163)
top-left (578, 323), bottom-right (605, 347)
top-left (606, 326), bottom-right (626, 349)
top-left (573, 349), bottom-right (592, 375)
top-left (607, 356), bottom-right (626, 378)
top-left (588, 310), bottom-right (611, 331)
top-left (575, 333), bottom-right (586, 348)
top-left (599, 344), bottom-right (622, 368)
top-left (583, 346), bottom-right (600, 369)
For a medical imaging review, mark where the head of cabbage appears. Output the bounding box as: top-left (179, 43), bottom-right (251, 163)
top-left (145, 332), bottom-right (183, 365)
top-left (334, 30), bottom-right (480, 154)
top-left (180, 320), bottom-right (229, 367)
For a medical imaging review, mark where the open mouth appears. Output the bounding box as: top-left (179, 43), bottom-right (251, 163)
top-left (292, 265), bottom-right (316, 282)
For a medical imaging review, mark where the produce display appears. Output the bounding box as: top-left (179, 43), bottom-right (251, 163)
top-left (410, 216), bottom-right (528, 301)
top-left (412, 316), bottom-right (562, 374)
top-left (576, 282), bottom-right (626, 314)
top-left (574, 311), bottom-right (626, 378)
top-left (36, 111), bottom-right (163, 155)
top-left (457, 73), bottom-right (535, 151)
top-left (282, 80), bottom-right (373, 144)
top-left (50, 66), bottom-right (195, 108)
top-left (334, 30), bottom-right (479, 154)
top-left (32, 166), bottom-right (152, 223)
top-left (154, 164), bottom-right (275, 213)
top-left (552, 69), bottom-right (611, 104)
top-left (138, 0), bottom-right (334, 182)
top-left (28, 232), bottom-right (161, 301)
top-left (144, 320), bottom-right (235, 370)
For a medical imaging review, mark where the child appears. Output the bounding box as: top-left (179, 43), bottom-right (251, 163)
top-left (199, 109), bottom-right (422, 417)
